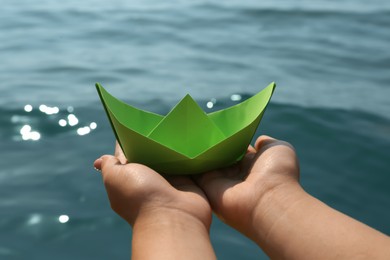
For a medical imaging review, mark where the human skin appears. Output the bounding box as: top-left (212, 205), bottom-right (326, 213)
top-left (94, 143), bottom-right (216, 260)
top-left (95, 136), bottom-right (390, 259)
top-left (196, 135), bottom-right (390, 259)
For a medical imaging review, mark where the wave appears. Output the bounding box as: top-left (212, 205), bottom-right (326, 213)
top-left (193, 3), bottom-right (390, 17)
top-left (1, 97), bottom-right (389, 143)
top-left (6, 3), bottom-right (390, 27)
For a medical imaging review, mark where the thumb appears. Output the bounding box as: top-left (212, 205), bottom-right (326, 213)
top-left (94, 155), bottom-right (121, 172)
top-left (99, 155), bottom-right (122, 179)
top-left (100, 154), bottom-right (121, 169)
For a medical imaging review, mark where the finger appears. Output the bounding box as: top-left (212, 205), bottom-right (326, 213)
top-left (195, 170), bottom-right (241, 213)
top-left (99, 155), bottom-right (128, 189)
top-left (94, 157), bottom-right (103, 171)
top-left (247, 145), bottom-right (256, 154)
top-left (165, 175), bottom-right (195, 188)
top-left (100, 155), bottom-right (122, 175)
top-left (115, 142), bottom-right (127, 164)
top-left (256, 136), bottom-right (295, 154)
top-left (254, 135), bottom-right (276, 151)
top-left (246, 139), bottom-right (298, 184)
top-left (238, 152), bottom-right (256, 175)
top-left (166, 175), bottom-right (208, 199)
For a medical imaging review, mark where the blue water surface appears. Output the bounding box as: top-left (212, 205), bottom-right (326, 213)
top-left (0, 0), bottom-right (389, 259)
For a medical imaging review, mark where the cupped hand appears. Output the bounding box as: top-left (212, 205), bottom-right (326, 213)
top-left (94, 143), bottom-right (212, 229)
top-left (196, 135), bottom-right (300, 238)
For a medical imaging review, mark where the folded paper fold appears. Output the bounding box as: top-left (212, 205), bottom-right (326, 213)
top-left (96, 82), bottom-right (275, 175)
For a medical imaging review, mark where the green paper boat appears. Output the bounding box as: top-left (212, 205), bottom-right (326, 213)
top-left (96, 82), bottom-right (275, 175)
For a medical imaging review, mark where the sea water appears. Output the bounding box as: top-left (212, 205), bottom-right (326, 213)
top-left (0, 0), bottom-right (389, 259)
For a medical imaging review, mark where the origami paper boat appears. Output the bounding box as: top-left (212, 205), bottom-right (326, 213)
top-left (96, 82), bottom-right (275, 175)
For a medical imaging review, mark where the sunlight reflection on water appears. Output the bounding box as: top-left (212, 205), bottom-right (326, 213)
top-left (12, 104), bottom-right (98, 141)
top-left (20, 124), bottom-right (41, 141)
top-left (58, 215), bottom-right (69, 224)
top-left (230, 94), bottom-right (242, 102)
top-left (27, 214), bottom-right (42, 226)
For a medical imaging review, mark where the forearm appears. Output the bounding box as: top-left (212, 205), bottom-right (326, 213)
top-left (132, 209), bottom-right (216, 260)
top-left (251, 183), bottom-right (390, 259)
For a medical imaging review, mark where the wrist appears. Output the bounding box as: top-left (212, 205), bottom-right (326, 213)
top-left (132, 207), bottom-right (215, 260)
top-left (249, 180), bottom-right (306, 243)
top-left (134, 206), bottom-right (210, 233)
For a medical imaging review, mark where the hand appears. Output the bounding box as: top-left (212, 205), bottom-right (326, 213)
top-left (196, 135), bottom-right (300, 239)
top-left (94, 143), bottom-right (212, 228)
top-left (197, 136), bottom-right (390, 259)
top-left (94, 143), bottom-right (216, 259)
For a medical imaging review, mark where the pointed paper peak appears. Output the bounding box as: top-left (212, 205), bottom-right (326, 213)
top-left (147, 92), bottom-right (226, 158)
top-left (177, 94), bottom-right (197, 108)
top-left (180, 94), bottom-right (196, 103)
